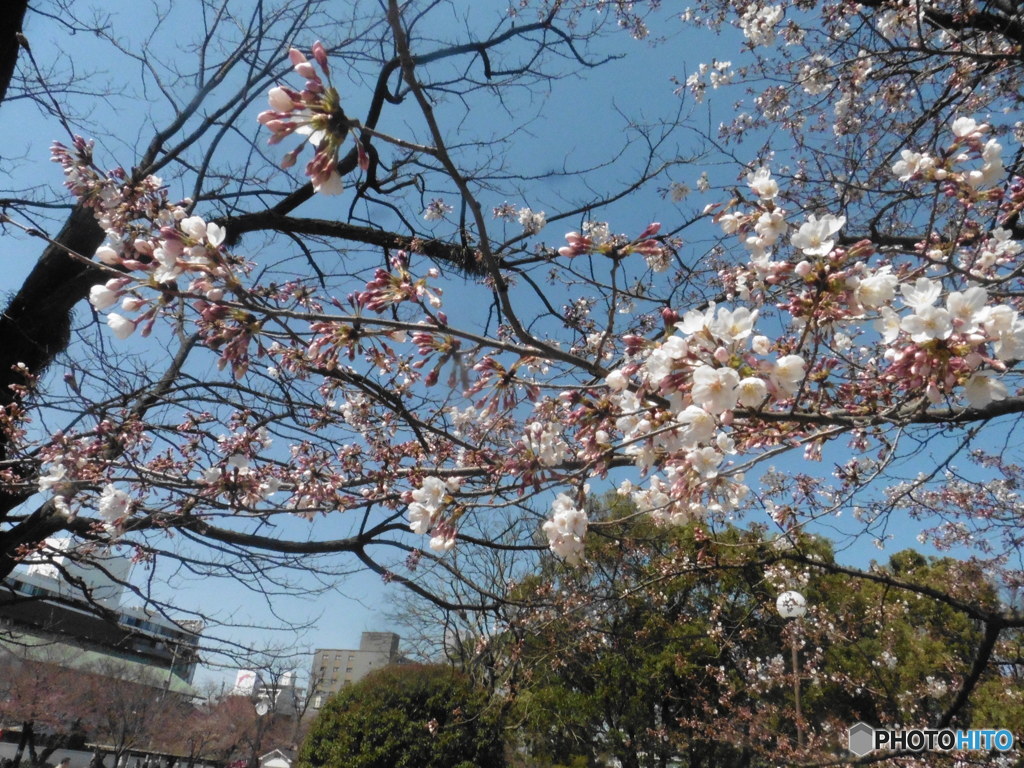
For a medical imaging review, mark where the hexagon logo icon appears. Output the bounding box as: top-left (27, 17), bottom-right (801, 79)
top-left (848, 722), bottom-right (875, 756)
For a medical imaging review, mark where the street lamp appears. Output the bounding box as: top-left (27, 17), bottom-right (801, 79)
top-left (776, 590), bottom-right (807, 748)
top-left (776, 590), bottom-right (807, 619)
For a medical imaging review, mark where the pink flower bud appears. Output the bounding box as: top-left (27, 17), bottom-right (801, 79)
top-left (294, 62), bottom-right (316, 79)
top-left (288, 48), bottom-right (308, 66)
top-left (281, 147), bottom-right (301, 170)
top-left (312, 41), bottom-right (330, 73)
top-left (637, 222), bottom-right (661, 239)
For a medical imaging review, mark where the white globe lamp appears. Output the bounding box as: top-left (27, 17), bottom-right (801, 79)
top-left (776, 590), bottom-right (807, 619)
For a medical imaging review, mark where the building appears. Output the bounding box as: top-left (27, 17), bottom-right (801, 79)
top-left (309, 632), bottom-right (403, 708)
top-left (259, 749), bottom-right (295, 768)
top-left (232, 668), bottom-right (305, 716)
top-left (0, 538), bottom-right (203, 695)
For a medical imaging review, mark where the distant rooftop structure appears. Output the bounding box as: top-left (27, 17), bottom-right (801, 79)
top-left (0, 537), bottom-right (203, 693)
top-left (23, 537), bottom-right (132, 610)
top-left (309, 631), bottom-right (405, 709)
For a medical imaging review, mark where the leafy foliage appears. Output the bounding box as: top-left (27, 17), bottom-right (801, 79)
top-left (298, 664), bottom-right (504, 768)
top-left (507, 498), bottom-right (1023, 766)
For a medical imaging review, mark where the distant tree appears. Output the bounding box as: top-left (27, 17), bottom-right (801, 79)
top-left (68, 661), bottom-right (178, 767)
top-left (0, 647), bottom-right (86, 768)
top-left (298, 664), bottom-right (504, 768)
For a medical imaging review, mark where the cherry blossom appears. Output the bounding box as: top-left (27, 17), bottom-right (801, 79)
top-left (790, 214), bottom-right (845, 256)
top-left (691, 365), bottom-right (740, 414)
top-left (542, 494), bottom-right (588, 563)
top-left (746, 167), bottom-right (778, 200)
top-left (97, 485), bottom-right (131, 529)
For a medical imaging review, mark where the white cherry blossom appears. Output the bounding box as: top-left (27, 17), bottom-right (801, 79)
top-left (691, 365), bottom-right (740, 414)
top-left (946, 286), bottom-right (989, 333)
top-left (901, 305), bottom-right (952, 342)
top-left (689, 446), bottom-right (723, 478)
top-left (963, 373), bottom-right (1008, 408)
top-left (900, 277), bottom-right (942, 310)
top-left (791, 214), bottom-right (845, 256)
top-left (746, 167), bottom-right (779, 199)
top-left (107, 313), bottom-right (136, 340)
top-left (772, 355), bottom-right (806, 395)
top-left (737, 376), bottom-right (769, 407)
top-left (98, 485), bottom-right (132, 524)
top-left (855, 268), bottom-right (898, 309)
top-left (676, 404), bottom-right (717, 446)
top-left (542, 494), bottom-right (588, 563)
top-left (710, 306), bottom-right (759, 343)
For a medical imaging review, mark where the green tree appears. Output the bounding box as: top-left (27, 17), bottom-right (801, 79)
top-left (508, 495), bottom-right (1024, 767)
top-left (298, 664), bottom-right (504, 768)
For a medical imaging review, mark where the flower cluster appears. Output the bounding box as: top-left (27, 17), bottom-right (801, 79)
top-left (406, 476), bottom-right (457, 553)
top-left (54, 138), bottom-right (247, 355)
top-left (558, 221), bottom-right (669, 271)
top-left (518, 207), bottom-right (547, 234)
top-left (423, 199), bottom-right (453, 221)
top-left (739, 3), bottom-right (783, 47)
top-left (259, 43), bottom-right (367, 195)
top-left (891, 117), bottom-right (1005, 192)
top-left (542, 494), bottom-right (588, 563)
top-left (521, 420), bottom-right (571, 467)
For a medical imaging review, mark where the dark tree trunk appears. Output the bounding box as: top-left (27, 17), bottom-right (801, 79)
top-left (0, 202), bottom-right (104, 527)
top-left (0, 1), bottom-right (29, 106)
top-left (11, 721), bottom-right (32, 768)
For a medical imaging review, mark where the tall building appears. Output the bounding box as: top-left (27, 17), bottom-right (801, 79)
top-left (309, 632), bottom-right (403, 709)
top-left (0, 538), bottom-right (203, 694)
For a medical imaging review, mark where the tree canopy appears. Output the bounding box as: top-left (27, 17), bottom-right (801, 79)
top-left (0, 0), bottom-right (1023, 761)
top-left (298, 664), bottom-right (503, 768)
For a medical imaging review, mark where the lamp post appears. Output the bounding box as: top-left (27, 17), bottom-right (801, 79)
top-left (776, 590), bottom-right (807, 749)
